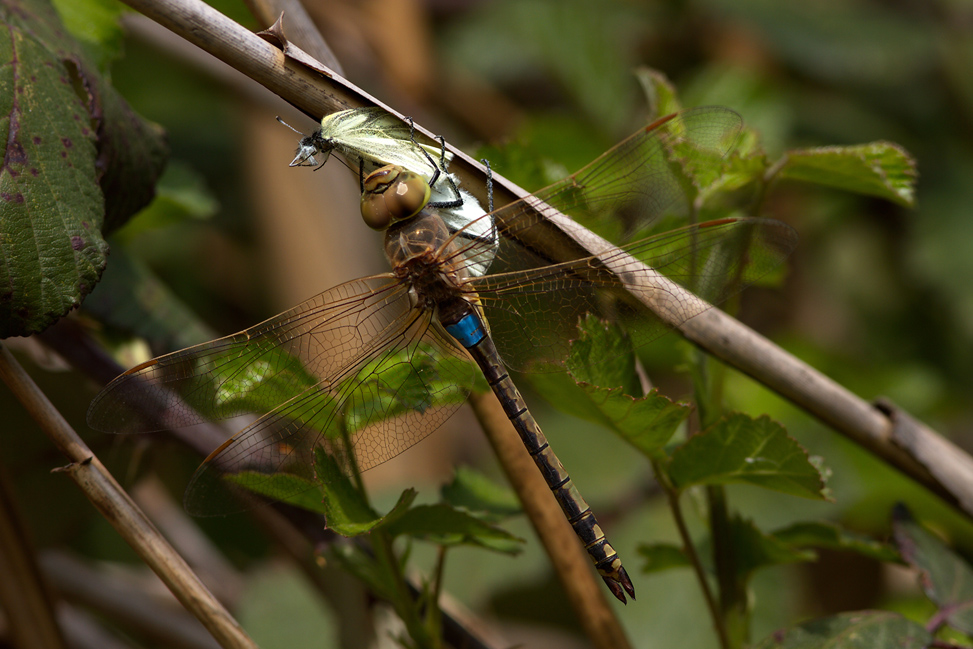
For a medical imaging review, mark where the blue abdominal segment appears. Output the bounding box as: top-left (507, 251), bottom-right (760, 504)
top-left (444, 313), bottom-right (487, 348)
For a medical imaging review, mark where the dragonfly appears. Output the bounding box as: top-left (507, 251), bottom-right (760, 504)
top-left (282, 107), bottom-right (497, 275)
top-left (87, 106), bottom-right (798, 604)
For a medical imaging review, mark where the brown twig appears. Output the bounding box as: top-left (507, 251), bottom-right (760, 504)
top-left (0, 459), bottom-right (67, 649)
top-left (0, 342), bottom-right (256, 649)
top-left (41, 551), bottom-right (221, 649)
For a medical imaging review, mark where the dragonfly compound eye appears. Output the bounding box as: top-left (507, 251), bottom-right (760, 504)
top-left (360, 166), bottom-right (431, 230)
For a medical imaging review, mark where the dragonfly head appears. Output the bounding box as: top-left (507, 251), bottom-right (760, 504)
top-left (360, 165), bottom-right (432, 230)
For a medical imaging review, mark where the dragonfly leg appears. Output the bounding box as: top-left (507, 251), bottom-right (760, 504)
top-left (480, 158), bottom-right (494, 213)
top-left (404, 116), bottom-right (464, 210)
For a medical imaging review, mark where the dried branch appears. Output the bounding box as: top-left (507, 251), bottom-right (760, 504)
top-left (0, 343), bottom-right (256, 649)
top-left (0, 460), bottom-right (67, 649)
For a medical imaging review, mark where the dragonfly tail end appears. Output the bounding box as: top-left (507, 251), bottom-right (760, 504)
top-left (603, 566), bottom-right (636, 604)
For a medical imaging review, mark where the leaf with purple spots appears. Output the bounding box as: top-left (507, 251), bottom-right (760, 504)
top-left (0, 0), bottom-right (166, 336)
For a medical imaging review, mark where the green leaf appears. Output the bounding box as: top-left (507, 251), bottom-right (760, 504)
top-left (588, 386), bottom-right (690, 456)
top-left (531, 365), bottom-right (688, 455)
top-left (440, 466), bottom-right (521, 523)
top-left (711, 138), bottom-right (770, 200)
top-left (228, 471), bottom-right (329, 515)
top-left (753, 611), bottom-right (932, 649)
top-left (775, 142), bottom-right (917, 207)
top-left (774, 521), bottom-right (900, 563)
top-left (116, 161), bottom-right (219, 235)
top-left (530, 315), bottom-right (689, 453)
top-left (0, 0), bottom-right (166, 336)
top-left (323, 482), bottom-right (416, 538)
top-left (205, 344), bottom-right (322, 423)
top-left (565, 314), bottom-right (641, 396)
top-left (83, 245), bottom-right (217, 351)
top-left (635, 68), bottom-right (769, 207)
top-left (51, 0), bottom-right (127, 71)
top-left (635, 67), bottom-right (682, 120)
top-left (316, 444), bottom-right (416, 536)
top-left (380, 503), bottom-right (524, 555)
top-left (638, 543), bottom-right (691, 574)
top-left (229, 448), bottom-right (418, 537)
top-left (343, 346), bottom-right (473, 434)
top-left (893, 504), bottom-right (973, 635)
top-left (668, 413), bottom-right (828, 499)
top-left (723, 516), bottom-right (816, 579)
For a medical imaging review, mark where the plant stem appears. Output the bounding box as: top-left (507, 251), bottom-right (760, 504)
top-left (656, 459), bottom-right (730, 649)
top-left (427, 546), bottom-right (446, 635)
top-left (370, 532), bottom-right (439, 649)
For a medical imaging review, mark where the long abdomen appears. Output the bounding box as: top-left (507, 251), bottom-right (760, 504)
top-left (442, 309), bottom-right (635, 602)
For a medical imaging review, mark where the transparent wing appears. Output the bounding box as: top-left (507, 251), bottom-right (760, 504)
top-left (183, 320), bottom-right (475, 515)
top-left (435, 107), bottom-right (795, 370)
top-left (87, 275), bottom-right (477, 515)
top-left (514, 106), bottom-right (744, 241)
top-left (88, 276), bottom-right (408, 433)
top-left (470, 217), bottom-right (796, 371)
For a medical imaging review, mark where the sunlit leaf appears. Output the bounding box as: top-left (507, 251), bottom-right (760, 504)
top-left (316, 447), bottom-right (415, 536)
top-left (565, 314), bottom-right (641, 395)
top-left (51, 0), bottom-right (126, 70)
top-left (203, 344), bottom-right (321, 422)
top-left (635, 67), bottom-right (682, 120)
top-left (344, 345), bottom-right (472, 434)
top-left (668, 413), bottom-right (828, 499)
top-left (532, 316), bottom-right (690, 453)
top-left (228, 471), bottom-right (328, 515)
top-left (776, 143), bottom-right (916, 207)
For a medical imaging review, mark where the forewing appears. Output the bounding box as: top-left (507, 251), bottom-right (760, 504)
top-left (512, 106), bottom-right (744, 242)
top-left (183, 315), bottom-right (476, 515)
top-left (436, 107), bottom-right (792, 371)
top-left (468, 218), bottom-right (797, 371)
top-left (440, 106), bottom-right (745, 284)
top-left (87, 276), bottom-right (409, 434)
